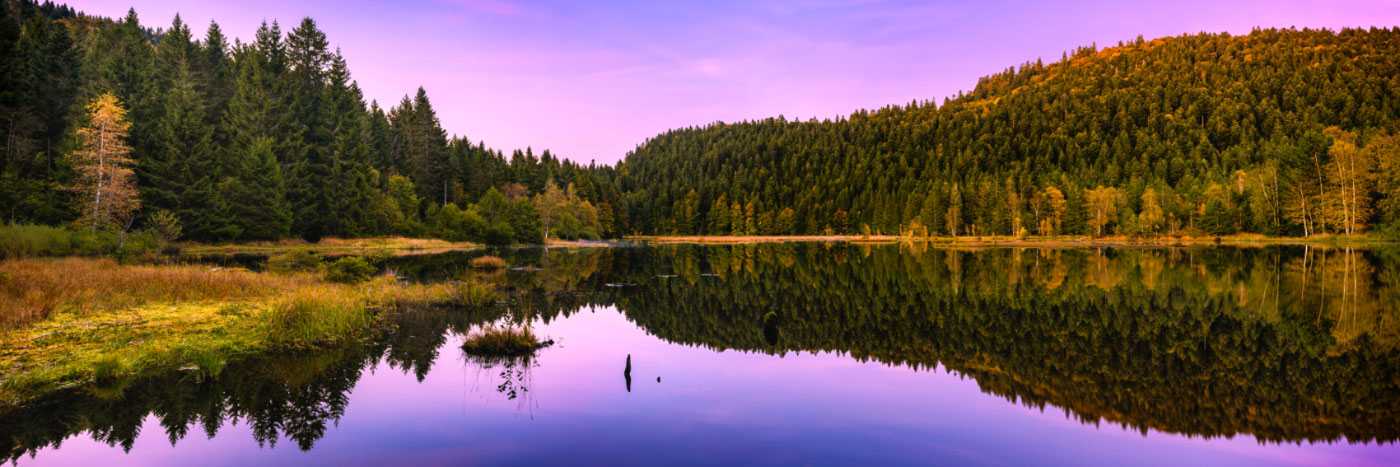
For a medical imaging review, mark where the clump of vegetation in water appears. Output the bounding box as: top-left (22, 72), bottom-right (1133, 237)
top-left (470, 255), bottom-right (508, 270)
top-left (324, 256), bottom-right (376, 284)
top-left (266, 250), bottom-right (324, 273)
top-left (461, 326), bottom-right (553, 357)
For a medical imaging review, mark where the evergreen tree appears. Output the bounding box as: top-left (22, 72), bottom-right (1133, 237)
top-left (220, 137), bottom-right (291, 240)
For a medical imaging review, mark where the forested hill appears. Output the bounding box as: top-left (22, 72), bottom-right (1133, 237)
top-left (612, 28), bottom-right (1400, 238)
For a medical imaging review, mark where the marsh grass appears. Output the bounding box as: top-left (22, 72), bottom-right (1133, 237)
top-left (461, 326), bottom-right (551, 357)
top-left (0, 257), bottom-right (315, 330)
top-left (0, 257), bottom-right (499, 404)
top-left (469, 255), bottom-right (508, 270)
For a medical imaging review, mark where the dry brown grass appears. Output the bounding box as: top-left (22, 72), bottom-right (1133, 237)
top-left (469, 255), bottom-right (508, 270)
top-left (0, 258), bottom-right (316, 330)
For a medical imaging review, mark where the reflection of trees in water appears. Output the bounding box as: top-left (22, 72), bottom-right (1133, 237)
top-left (580, 244), bottom-right (1400, 444)
top-left (5, 244), bottom-right (1400, 462)
top-left (463, 349), bottom-right (540, 417)
top-left (0, 307), bottom-right (505, 463)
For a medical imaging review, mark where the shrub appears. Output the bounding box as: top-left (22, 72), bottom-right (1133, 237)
top-left (147, 210), bottom-right (183, 243)
top-left (470, 255), bottom-right (507, 270)
top-left (483, 224), bottom-right (515, 246)
top-left (324, 256), bottom-right (376, 284)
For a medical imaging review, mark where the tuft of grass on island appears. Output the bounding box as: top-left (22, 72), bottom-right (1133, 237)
top-left (630, 233), bottom-right (1394, 247)
top-left (0, 256), bottom-right (498, 407)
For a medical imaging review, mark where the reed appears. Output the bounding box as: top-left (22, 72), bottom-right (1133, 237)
top-left (0, 257), bottom-right (317, 330)
top-left (461, 326), bottom-right (550, 356)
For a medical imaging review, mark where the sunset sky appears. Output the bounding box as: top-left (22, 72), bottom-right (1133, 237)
top-left (70, 0), bottom-right (1400, 164)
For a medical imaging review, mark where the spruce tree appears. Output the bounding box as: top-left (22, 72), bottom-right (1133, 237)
top-left (283, 18), bottom-right (333, 239)
top-left (221, 137), bottom-right (291, 240)
top-left (323, 50), bottom-right (373, 236)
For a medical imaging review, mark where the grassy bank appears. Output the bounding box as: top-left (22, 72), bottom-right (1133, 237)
top-left (0, 224), bottom-right (164, 259)
top-left (180, 236), bottom-right (480, 255)
top-left (0, 257), bottom-right (496, 406)
top-left (631, 233), bottom-right (1396, 247)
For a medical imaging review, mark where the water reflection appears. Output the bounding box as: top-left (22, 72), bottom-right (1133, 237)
top-left (3, 244), bottom-right (1399, 464)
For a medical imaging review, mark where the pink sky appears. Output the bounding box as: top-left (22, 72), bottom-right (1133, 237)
top-left (69, 0), bottom-right (1400, 165)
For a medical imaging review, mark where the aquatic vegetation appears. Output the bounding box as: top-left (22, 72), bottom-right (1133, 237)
top-left (266, 250), bottom-right (325, 273)
top-left (470, 255), bottom-right (508, 270)
top-left (461, 326), bottom-right (552, 357)
top-left (325, 256), bottom-right (376, 284)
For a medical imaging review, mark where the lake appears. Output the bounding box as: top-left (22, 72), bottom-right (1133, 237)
top-left (3, 243), bottom-right (1398, 465)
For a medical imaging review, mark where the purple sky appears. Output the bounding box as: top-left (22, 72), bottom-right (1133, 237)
top-left (70, 0), bottom-right (1400, 165)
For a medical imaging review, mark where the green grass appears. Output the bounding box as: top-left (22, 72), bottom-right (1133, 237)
top-left (0, 224), bottom-right (162, 259)
top-left (0, 258), bottom-right (499, 405)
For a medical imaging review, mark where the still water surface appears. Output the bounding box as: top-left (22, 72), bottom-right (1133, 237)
top-left (5, 244), bottom-right (1399, 465)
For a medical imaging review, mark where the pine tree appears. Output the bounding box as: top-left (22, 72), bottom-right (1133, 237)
top-left (147, 17), bottom-right (236, 240)
top-left (323, 50), bottom-right (373, 236)
top-left (197, 21), bottom-right (234, 128)
top-left (390, 87), bottom-right (449, 205)
top-left (221, 136), bottom-right (291, 240)
top-left (284, 18), bottom-right (333, 240)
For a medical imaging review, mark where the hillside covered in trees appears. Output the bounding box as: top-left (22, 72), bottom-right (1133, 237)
top-left (612, 28), bottom-right (1400, 238)
top-left (0, 0), bottom-right (621, 244)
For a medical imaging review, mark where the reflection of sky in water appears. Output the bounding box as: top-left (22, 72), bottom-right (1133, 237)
top-left (24, 307), bottom-right (1400, 466)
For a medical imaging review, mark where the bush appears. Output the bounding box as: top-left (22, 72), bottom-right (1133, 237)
top-left (324, 256), bottom-right (376, 284)
top-left (147, 210), bottom-right (183, 243)
top-left (483, 224), bottom-right (515, 246)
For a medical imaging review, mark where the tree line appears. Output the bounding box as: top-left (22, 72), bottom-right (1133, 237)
top-left (611, 28), bottom-right (1400, 238)
top-left (0, 1), bottom-right (623, 244)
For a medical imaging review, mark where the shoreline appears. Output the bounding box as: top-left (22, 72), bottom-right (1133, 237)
top-left (180, 237), bottom-right (617, 256)
top-left (628, 234), bottom-right (1395, 247)
top-left (0, 258), bottom-right (497, 407)
top-left (176, 233), bottom-right (1397, 257)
